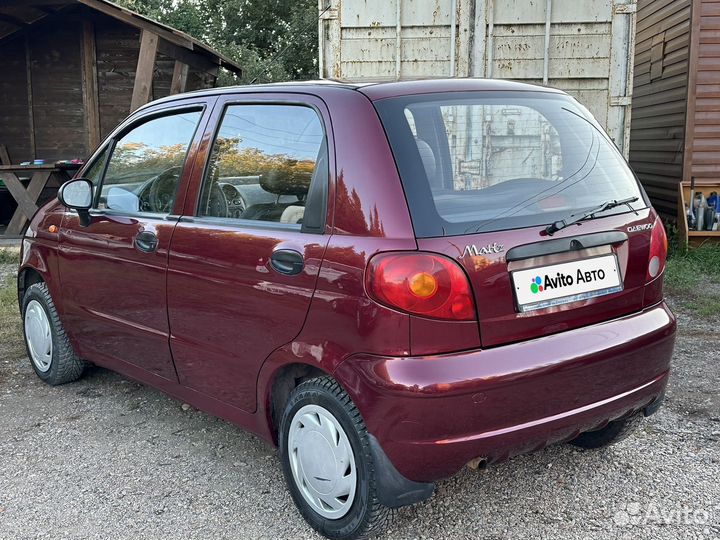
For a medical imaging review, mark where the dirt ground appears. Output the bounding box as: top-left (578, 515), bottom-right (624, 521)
top-left (0, 258), bottom-right (718, 540)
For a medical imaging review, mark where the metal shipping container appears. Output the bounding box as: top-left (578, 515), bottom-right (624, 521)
top-left (318, 0), bottom-right (637, 157)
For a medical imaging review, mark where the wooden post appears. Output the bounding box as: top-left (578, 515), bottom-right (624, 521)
top-left (0, 145), bottom-right (10, 165)
top-left (130, 29), bottom-right (159, 112)
top-left (170, 60), bottom-right (189, 94)
top-left (25, 34), bottom-right (36, 159)
top-left (81, 20), bottom-right (101, 151)
top-left (682, 0), bottom-right (701, 186)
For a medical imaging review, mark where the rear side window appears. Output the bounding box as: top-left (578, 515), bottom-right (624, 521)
top-left (375, 92), bottom-right (644, 237)
top-left (198, 104), bottom-right (327, 231)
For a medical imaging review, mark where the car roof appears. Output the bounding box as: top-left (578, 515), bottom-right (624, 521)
top-left (137, 78), bottom-right (566, 113)
top-left (354, 78), bottom-right (566, 100)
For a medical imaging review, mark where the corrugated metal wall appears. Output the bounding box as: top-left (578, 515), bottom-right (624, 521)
top-left (689, 0), bottom-right (720, 184)
top-left (628, 0), bottom-right (691, 217)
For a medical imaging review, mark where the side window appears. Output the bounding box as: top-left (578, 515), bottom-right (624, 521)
top-left (198, 104), bottom-right (327, 229)
top-left (82, 146), bottom-right (109, 201)
top-left (84, 147), bottom-right (109, 186)
top-left (97, 109), bottom-right (202, 214)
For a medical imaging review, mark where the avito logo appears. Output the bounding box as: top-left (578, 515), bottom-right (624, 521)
top-left (530, 268), bottom-right (607, 294)
top-left (529, 276), bottom-right (544, 294)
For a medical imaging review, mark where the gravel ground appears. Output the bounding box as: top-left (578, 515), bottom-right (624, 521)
top-left (0, 260), bottom-right (718, 540)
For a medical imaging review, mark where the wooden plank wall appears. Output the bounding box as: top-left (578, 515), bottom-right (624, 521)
top-left (0, 38), bottom-right (32, 163)
top-left (690, 0), bottom-right (720, 184)
top-left (186, 70), bottom-right (216, 92)
top-left (628, 0), bottom-right (692, 217)
top-left (0, 7), bottom-right (222, 165)
top-left (95, 17), bottom-right (141, 137)
top-left (30, 24), bottom-right (86, 161)
top-left (153, 51), bottom-right (175, 100)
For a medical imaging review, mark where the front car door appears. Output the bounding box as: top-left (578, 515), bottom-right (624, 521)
top-left (58, 101), bottom-right (213, 380)
top-left (167, 93), bottom-right (334, 411)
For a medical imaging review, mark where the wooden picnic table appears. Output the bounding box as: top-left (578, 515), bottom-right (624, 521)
top-left (0, 163), bottom-right (82, 238)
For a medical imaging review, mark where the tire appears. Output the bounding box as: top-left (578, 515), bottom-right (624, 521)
top-left (569, 413), bottom-right (644, 449)
top-left (279, 376), bottom-right (395, 539)
top-left (22, 282), bottom-right (86, 385)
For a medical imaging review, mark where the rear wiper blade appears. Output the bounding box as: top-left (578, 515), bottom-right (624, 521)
top-left (545, 196), bottom-right (639, 236)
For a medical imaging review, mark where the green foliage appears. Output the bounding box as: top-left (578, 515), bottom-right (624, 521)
top-left (115, 0), bottom-right (318, 84)
top-left (108, 142), bottom-right (186, 177)
top-left (212, 136), bottom-right (315, 182)
top-left (665, 242), bottom-right (720, 317)
top-left (0, 274), bottom-right (23, 362)
top-left (0, 248), bottom-right (19, 265)
top-left (666, 243), bottom-right (720, 289)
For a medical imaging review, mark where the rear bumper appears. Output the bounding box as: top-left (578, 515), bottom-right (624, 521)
top-left (333, 302), bottom-right (676, 484)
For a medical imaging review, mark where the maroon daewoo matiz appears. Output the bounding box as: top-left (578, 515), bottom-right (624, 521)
top-left (19, 79), bottom-right (675, 538)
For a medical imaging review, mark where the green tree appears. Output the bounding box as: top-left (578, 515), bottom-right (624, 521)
top-left (115, 0), bottom-right (318, 85)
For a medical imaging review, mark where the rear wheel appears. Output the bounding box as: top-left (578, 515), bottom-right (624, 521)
top-left (279, 376), bottom-right (395, 539)
top-left (569, 414), bottom-right (643, 449)
top-left (22, 282), bottom-right (86, 385)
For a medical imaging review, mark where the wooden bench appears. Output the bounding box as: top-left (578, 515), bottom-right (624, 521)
top-left (0, 163), bottom-right (81, 238)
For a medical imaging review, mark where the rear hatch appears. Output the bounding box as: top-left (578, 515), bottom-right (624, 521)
top-left (373, 89), bottom-right (663, 347)
top-left (417, 213), bottom-right (656, 346)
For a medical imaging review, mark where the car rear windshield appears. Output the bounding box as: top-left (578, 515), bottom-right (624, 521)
top-left (373, 91), bottom-right (645, 238)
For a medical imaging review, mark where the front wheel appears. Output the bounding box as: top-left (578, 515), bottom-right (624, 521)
top-left (279, 376), bottom-right (395, 539)
top-left (22, 282), bottom-right (86, 385)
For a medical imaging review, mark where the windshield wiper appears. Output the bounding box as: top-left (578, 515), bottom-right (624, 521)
top-left (544, 196), bottom-right (639, 236)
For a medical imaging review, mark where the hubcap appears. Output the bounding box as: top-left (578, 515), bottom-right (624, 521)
top-left (288, 404), bottom-right (357, 519)
top-left (24, 300), bottom-right (52, 373)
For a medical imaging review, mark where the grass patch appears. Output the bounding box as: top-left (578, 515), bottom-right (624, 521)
top-left (0, 247), bottom-right (20, 264)
top-left (666, 243), bottom-right (720, 290)
top-left (665, 242), bottom-right (720, 317)
top-left (0, 275), bottom-right (24, 361)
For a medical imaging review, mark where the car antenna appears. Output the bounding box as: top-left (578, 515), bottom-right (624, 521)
top-left (248, 4), bottom-right (333, 85)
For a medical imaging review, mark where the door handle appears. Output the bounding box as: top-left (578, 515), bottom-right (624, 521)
top-left (134, 230), bottom-right (159, 253)
top-left (270, 249), bottom-right (304, 276)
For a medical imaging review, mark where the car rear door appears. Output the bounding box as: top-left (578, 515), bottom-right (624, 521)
top-left (57, 100), bottom-right (213, 379)
top-left (373, 90), bottom-right (656, 348)
top-left (167, 93), bottom-right (333, 412)
top-left (418, 216), bottom-right (653, 347)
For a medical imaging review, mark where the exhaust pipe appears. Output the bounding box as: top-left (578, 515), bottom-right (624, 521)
top-left (466, 457), bottom-right (488, 470)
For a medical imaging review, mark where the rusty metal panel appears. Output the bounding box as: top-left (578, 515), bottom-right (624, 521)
top-left (320, 0), bottom-right (637, 156)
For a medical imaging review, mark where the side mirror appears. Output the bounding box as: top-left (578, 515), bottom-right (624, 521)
top-left (58, 178), bottom-right (93, 227)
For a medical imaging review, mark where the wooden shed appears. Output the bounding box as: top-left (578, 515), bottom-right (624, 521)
top-left (0, 0), bottom-right (242, 237)
top-left (0, 0), bottom-right (242, 163)
top-left (629, 0), bottom-right (720, 242)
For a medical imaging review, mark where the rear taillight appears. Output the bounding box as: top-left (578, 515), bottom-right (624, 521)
top-left (647, 217), bottom-right (668, 280)
top-left (365, 252), bottom-right (476, 321)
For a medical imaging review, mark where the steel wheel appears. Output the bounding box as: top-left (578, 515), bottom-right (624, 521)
top-left (24, 299), bottom-right (52, 373)
top-left (287, 403), bottom-right (357, 519)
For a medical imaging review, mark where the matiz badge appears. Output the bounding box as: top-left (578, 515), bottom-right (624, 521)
top-left (461, 242), bottom-right (504, 258)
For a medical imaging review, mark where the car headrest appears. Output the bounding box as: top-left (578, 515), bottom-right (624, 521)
top-left (415, 138), bottom-right (436, 180)
top-left (280, 205), bottom-right (305, 224)
top-left (260, 168), bottom-right (312, 196)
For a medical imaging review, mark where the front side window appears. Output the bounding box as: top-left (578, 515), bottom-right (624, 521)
top-left (84, 147), bottom-right (109, 186)
top-left (97, 110), bottom-right (202, 214)
top-left (375, 92), bottom-right (644, 237)
top-left (198, 104), bottom-right (327, 229)
top-left (82, 146), bottom-right (109, 201)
